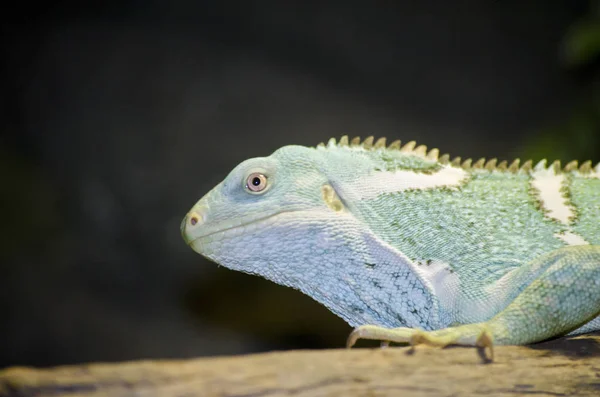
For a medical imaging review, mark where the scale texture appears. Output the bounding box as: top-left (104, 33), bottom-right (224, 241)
top-left (182, 136), bottom-right (600, 354)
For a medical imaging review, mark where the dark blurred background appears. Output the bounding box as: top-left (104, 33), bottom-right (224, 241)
top-left (1, 0), bottom-right (599, 368)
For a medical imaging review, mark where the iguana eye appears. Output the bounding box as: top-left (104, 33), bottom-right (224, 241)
top-left (246, 172), bottom-right (268, 193)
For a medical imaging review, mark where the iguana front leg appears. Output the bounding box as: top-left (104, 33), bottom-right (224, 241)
top-left (347, 245), bottom-right (600, 360)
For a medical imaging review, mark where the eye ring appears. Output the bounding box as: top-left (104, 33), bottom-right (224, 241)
top-left (246, 172), bottom-right (268, 193)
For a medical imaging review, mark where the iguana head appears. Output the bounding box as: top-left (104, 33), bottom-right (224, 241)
top-left (182, 144), bottom-right (345, 282)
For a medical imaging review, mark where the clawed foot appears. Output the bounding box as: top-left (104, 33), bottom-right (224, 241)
top-left (346, 324), bottom-right (495, 362)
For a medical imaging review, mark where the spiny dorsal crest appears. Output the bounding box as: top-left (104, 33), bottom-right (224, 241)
top-left (315, 135), bottom-right (599, 175)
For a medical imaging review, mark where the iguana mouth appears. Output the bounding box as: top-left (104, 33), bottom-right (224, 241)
top-left (184, 211), bottom-right (290, 246)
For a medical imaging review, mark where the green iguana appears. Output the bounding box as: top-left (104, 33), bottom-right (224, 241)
top-left (181, 136), bottom-right (600, 360)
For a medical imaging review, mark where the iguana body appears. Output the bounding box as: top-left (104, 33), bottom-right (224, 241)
top-left (182, 136), bottom-right (600, 359)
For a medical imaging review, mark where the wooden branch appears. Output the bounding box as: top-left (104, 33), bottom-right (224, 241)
top-left (2, 332), bottom-right (600, 397)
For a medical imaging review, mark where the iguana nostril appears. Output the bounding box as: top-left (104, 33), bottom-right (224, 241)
top-left (186, 210), bottom-right (205, 227)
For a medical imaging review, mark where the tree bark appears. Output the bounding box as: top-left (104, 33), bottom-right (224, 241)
top-left (2, 332), bottom-right (600, 397)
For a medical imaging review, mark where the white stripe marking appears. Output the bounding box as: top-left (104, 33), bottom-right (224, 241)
top-left (347, 166), bottom-right (468, 200)
top-left (555, 231), bottom-right (589, 246)
top-left (530, 168), bottom-right (574, 225)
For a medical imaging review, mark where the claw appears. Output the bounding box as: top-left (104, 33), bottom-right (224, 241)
top-left (476, 328), bottom-right (494, 362)
top-left (346, 327), bottom-right (361, 348)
